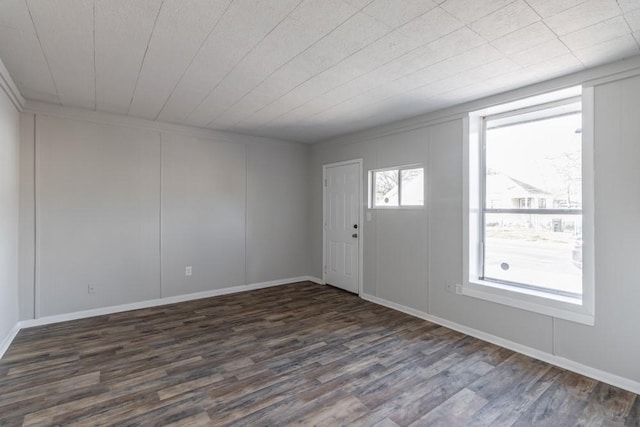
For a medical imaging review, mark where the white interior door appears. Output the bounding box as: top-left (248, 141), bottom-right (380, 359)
top-left (324, 161), bottom-right (360, 294)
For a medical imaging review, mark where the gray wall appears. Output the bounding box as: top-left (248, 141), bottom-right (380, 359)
top-left (35, 116), bottom-right (161, 316)
top-left (161, 134), bottom-right (245, 297)
top-left (246, 141), bottom-right (310, 284)
top-left (553, 76), bottom-right (640, 381)
top-left (310, 74), bottom-right (640, 383)
top-left (0, 85), bottom-right (20, 345)
top-left (19, 113), bottom-right (310, 318)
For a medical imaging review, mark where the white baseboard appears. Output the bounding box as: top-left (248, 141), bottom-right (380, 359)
top-left (360, 292), bottom-right (640, 396)
top-left (0, 323), bottom-right (21, 359)
top-left (18, 277), bottom-right (316, 330)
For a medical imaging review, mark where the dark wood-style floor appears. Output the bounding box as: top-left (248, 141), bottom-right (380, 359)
top-left (1, 282), bottom-right (638, 426)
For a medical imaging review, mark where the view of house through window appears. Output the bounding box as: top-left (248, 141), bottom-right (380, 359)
top-left (372, 166), bottom-right (424, 207)
top-left (482, 105), bottom-right (582, 297)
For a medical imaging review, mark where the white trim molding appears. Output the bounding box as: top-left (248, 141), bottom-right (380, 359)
top-left (22, 100), bottom-right (301, 146)
top-left (20, 277), bottom-right (316, 329)
top-left (305, 276), bottom-right (324, 285)
top-left (0, 57), bottom-right (25, 111)
top-left (360, 292), bottom-right (640, 396)
top-left (0, 323), bottom-right (21, 360)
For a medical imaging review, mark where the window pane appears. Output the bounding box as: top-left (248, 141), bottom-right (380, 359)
top-left (484, 213), bottom-right (582, 295)
top-left (485, 113), bottom-right (582, 211)
top-left (400, 168), bottom-right (424, 206)
top-left (374, 170), bottom-right (398, 207)
top-left (483, 111), bottom-right (582, 294)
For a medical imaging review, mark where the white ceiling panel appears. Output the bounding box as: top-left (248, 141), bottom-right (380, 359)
top-left (618, 0), bottom-right (640, 12)
top-left (155, 0), bottom-right (301, 124)
top-left (127, 0), bottom-right (233, 120)
top-left (397, 6), bottom-right (464, 43)
top-left (1, 0), bottom-right (640, 142)
top-left (221, 30), bottom-right (420, 129)
top-left (470, 0), bottom-right (540, 41)
top-left (510, 39), bottom-right (570, 67)
top-left (0, 25), bottom-right (58, 103)
top-left (239, 9), bottom-right (465, 130)
top-left (389, 26), bottom-right (486, 72)
top-left (186, 0), bottom-right (362, 127)
top-left (491, 22), bottom-right (557, 56)
top-left (385, 44), bottom-right (503, 95)
top-left (623, 8), bottom-right (640, 30)
top-left (266, 26), bottom-right (486, 124)
top-left (0, 0), bottom-right (58, 104)
top-left (526, 0), bottom-right (587, 18)
top-left (561, 16), bottom-right (631, 51)
top-left (343, 0), bottom-right (374, 8)
top-left (95, 0), bottom-right (162, 114)
top-left (212, 11), bottom-right (391, 128)
top-left (188, 0), bottom-right (363, 127)
top-left (572, 34), bottom-right (640, 67)
top-left (441, 0), bottom-right (513, 24)
top-left (362, 0), bottom-right (437, 27)
top-left (27, 0), bottom-right (94, 109)
top-left (518, 54), bottom-right (585, 85)
top-left (544, 0), bottom-right (622, 36)
top-left (0, 0), bottom-right (36, 30)
top-left (414, 57), bottom-right (521, 98)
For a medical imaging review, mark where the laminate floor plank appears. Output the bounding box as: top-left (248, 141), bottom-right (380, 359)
top-left (0, 282), bottom-right (637, 426)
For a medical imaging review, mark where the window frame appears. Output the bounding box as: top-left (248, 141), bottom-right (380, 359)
top-left (463, 86), bottom-right (595, 326)
top-left (369, 164), bottom-right (425, 209)
top-left (479, 102), bottom-right (583, 299)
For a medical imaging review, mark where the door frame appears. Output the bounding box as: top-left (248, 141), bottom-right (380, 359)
top-left (322, 159), bottom-right (363, 295)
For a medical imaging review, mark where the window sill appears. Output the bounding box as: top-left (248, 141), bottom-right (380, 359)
top-left (460, 279), bottom-right (594, 326)
top-left (370, 205), bottom-right (425, 210)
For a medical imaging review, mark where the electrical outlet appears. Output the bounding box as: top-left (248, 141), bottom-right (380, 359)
top-left (88, 283), bottom-right (96, 294)
top-left (185, 266), bottom-right (192, 276)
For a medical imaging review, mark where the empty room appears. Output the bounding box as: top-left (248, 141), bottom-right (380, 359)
top-left (1, 0), bottom-right (640, 425)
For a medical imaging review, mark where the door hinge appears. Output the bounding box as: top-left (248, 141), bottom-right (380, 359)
top-left (324, 265), bottom-right (327, 274)
top-left (324, 178), bottom-right (328, 187)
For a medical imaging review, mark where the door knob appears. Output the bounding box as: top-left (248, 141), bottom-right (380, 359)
top-left (353, 224), bottom-right (358, 229)
top-left (352, 233), bottom-right (358, 238)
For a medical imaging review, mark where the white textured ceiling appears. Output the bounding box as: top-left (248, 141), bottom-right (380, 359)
top-left (0, 0), bottom-right (639, 143)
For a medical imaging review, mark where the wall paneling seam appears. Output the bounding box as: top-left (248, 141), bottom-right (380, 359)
top-left (33, 114), bottom-right (40, 318)
top-left (159, 132), bottom-right (163, 298)
top-left (32, 114), bottom-right (37, 318)
top-left (244, 144), bottom-right (248, 285)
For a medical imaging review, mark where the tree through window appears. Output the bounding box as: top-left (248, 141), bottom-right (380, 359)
top-left (372, 166), bottom-right (424, 207)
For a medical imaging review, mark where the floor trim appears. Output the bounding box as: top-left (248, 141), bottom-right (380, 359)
top-left (20, 276), bottom-right (322, 329)
top-left (0, 277), bottom-right (321, 360)
top-left (360, 292), bottom-right (640, 396)
top-left (0, 323), bottom-right (21, 360)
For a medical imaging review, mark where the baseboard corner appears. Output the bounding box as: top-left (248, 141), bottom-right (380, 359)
top-left (0, 322), bottom-right (21, 359)
top-left (303, 276), bottom-right (325, 285)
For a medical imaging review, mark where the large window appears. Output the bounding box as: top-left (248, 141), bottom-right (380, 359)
top-left (464, 87), bottom-right (594, 325)
top-left (482, 102), bottom-right (582, 298)
top-left (371, 166), bottom-right (424, 208)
